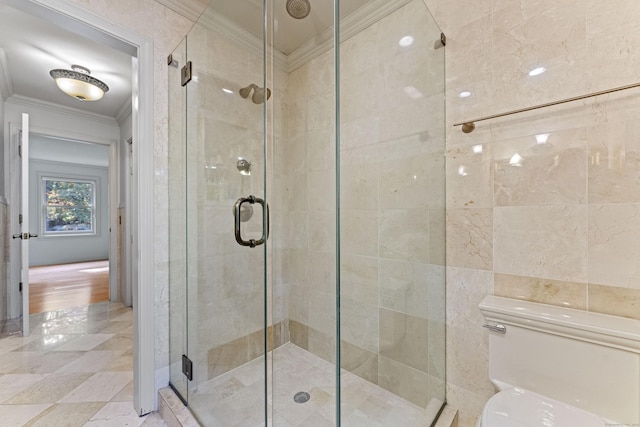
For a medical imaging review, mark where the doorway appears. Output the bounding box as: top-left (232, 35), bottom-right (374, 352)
top-left (0, 0), bottom-right (156, 415)
top-left (27, 134), bottom-right (112, 314)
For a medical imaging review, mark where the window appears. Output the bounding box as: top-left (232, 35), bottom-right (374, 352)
top-left (43, 178), bottom-right (96, 235)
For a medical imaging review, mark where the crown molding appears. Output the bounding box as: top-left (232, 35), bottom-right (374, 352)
top-left (115, 97), bottom-right (132, 126)
top-left (287, 0), bottom-right (412, 72)
top-left (7, 94), bottom-right (119, 127)
top-left (154, 0), bottom-right (208, 22)
top-left (197, 10), bottom-right (288, 70)
top-left (192, 0), bottom-right (412, 74)
top-left (0, 48), bottom-right (15, 101)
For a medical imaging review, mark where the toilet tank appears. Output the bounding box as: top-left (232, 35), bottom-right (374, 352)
top-left (479, 295), bottom-right (640, 424)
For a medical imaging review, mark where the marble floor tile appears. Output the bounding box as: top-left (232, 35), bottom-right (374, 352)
top-left (9, 350), bottom-right (85, 374)
top-left (6, 373), bottom-right (93, 404)
top-left (101, 349), bottom-right (134, 371)
top-left (92, 335), bottom-right (134, 351)
top-left (97, 321), bottom-right (132, 334)
top-left (85, 401), bottom-right (148, 426)
top-left (141, 412), bottom-right (170, 426)
top-left (0, 374), bottom-right (47, 403)
top-left (54, 333), bottom-right (114, 351)
top-left (0, 302), bottom-right (167, 426)
top-left (187, 343), bottom-right (439, 426)
top-left (12, 334), bottom-right (78, 351)
top-left (111, 380), bottom-right (134, 402)
top-left (0, 351), bottom-right (45, 373)
top-left (24, 402), bottom-right (105, 427)
top-left (58, 371), bottom-right (133, 403)
top-left (111, 311), bottom-right (133, 323)
top-left (0, 403), bottom-right (52, 425)
top-left (54, 351), bottom-right (124, 374)
top-left (0, 335), bottom-right (41, 354)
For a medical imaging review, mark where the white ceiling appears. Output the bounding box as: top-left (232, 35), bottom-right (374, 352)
top-left (0, 4), bottom-right (132, 118)
top-left (210, 0), bottom-right (371, 55)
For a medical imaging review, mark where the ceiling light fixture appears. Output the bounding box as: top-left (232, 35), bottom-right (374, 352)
top-left (49, 65), bottom-right (109, 101)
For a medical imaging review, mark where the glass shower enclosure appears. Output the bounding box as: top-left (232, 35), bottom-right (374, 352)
top-left (168, 0), bottom-right (446, 425)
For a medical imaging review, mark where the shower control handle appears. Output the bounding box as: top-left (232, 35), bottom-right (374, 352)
top-left (233, 195), bottom-right (269, 248)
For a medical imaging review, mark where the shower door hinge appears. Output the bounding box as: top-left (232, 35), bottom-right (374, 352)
top-left (182, 354), bottom-right (193, 381)
top-left (168, 54), bottom-right (179, 68)
top-left (181, 61), bottom-right (192, 86)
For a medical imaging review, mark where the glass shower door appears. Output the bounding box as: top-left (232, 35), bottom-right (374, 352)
top-left (179, 3), bottom-right (269, 425)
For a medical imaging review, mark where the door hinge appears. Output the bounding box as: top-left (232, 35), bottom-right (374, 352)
top-left (18, 144), bottom-right (22, 157)
top-left (182, 354), bottom-right (193, 381)
top-left (181, 61), bottom-right (192, 86)
top-left (19, 214), bottom-right (23, 224)
top-left (19, 282), bottom-right (22, 292)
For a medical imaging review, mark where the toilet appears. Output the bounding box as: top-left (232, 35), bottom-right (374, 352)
top-left (476, 295), bottom-right (640, 426)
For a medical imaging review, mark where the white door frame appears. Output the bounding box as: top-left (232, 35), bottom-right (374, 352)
top-left (1, 0), bottom-right (156, 415)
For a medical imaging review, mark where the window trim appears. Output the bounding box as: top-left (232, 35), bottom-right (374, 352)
top-left (41, 176), bottom-right (98, 237)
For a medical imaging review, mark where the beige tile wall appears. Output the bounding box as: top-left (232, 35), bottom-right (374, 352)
top-left (426, 0), bottom-right (640, 425)
top-left (282, 0), bottom-right (447, 409)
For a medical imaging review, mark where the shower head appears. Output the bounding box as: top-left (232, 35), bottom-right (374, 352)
top-left (239, 83), bottom-right (271, 104)
top-left (239, 84), bottom-right (257, 99)
top-left (286, 0), bottom-right (311, 19)
top-left (252, 87), bottom-right (271, 104)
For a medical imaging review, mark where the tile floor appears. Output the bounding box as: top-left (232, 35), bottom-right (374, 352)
top-left (188, 343), bottom-right (443, 426)
top-left (0, 301), bottom-right (166, 426)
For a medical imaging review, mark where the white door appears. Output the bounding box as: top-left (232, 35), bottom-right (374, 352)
top-left (16, 113), bottom-right (33, 336)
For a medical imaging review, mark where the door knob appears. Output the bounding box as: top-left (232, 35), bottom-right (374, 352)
top-left (12, 233), bottom-right (38, 240)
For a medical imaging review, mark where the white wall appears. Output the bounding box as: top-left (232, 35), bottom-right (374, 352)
top-left (117, 112), bottom-right (132, 307)
top-left (4, 96), bottom-right (119, 145)
top-left (28, 158), bottom-right (109, 266)
top-left (0, 196), bottom-right (7, 323)
top-left (0, 96), bottom-right (4, 196)
top-left (119, 112), bottom-right (132, 206)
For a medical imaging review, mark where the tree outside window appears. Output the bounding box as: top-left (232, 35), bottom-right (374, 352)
top-left (43, 178), bottom-right (96, 235)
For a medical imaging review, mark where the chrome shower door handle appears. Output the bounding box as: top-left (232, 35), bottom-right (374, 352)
top-left (233, 195), bottom-right (269, 248)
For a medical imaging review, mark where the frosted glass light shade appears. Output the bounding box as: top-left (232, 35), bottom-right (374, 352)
top-left (50, 66), bottom-right (109, 101)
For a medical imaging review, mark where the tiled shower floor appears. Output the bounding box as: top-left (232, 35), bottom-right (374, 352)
top-left (188, 343), bottom-right (443, 426)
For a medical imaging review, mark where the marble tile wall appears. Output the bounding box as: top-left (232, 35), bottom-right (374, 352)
top-left (425, 0), bottom-right (640, 425)
top-left (282, 0), bottom-right (447, 409)
top-left (170, 14), bottom-right (290, 391)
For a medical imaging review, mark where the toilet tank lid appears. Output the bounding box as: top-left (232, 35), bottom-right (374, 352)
top-left (479, 296), bottom-right (640, 353)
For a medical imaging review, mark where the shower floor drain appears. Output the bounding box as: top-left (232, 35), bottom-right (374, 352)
top-left (293, 391), bottom-right (310, 403)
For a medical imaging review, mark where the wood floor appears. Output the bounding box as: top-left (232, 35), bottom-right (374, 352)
top-left (29, 260), bottom-right (110, 314)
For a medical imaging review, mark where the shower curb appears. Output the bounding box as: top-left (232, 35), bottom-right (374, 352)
top-left (434, 405), bottom-right (458, 427)
top-left (158, 387), bottom-right (201, 427)
top-left (157, 385), bottom-right (457, 426)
